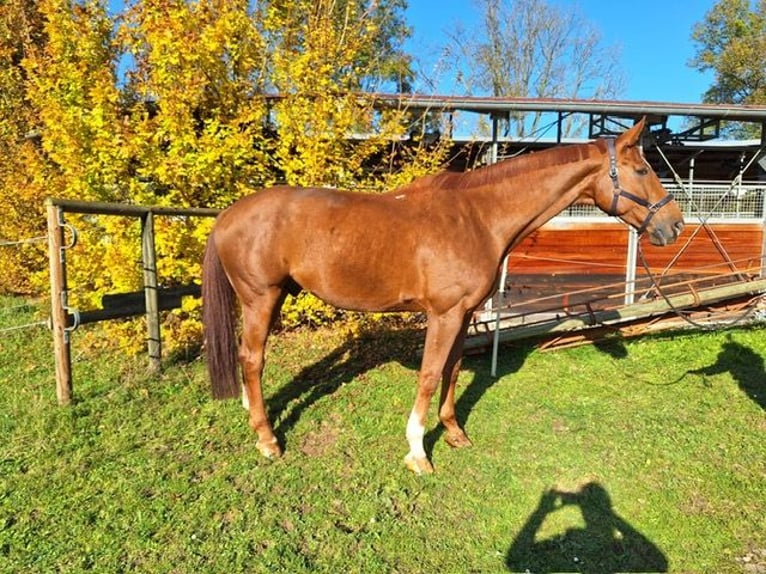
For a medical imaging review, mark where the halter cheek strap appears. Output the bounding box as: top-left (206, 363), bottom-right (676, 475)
top-left (604, 137), bottom-right (675, 236)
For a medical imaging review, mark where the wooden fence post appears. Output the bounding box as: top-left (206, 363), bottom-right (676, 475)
top-left (46, 200), bottom-right (72, 405)
top-left (141, 211), bottom-right (161, 373)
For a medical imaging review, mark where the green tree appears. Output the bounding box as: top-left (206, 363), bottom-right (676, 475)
top-left (690, 0), bottom-right (766, 106)
top-left (690, 0), bottom-right (766, 137)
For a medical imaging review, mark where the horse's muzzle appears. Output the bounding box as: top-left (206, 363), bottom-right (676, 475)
top-left (649, 219), bottom-right (685, 246)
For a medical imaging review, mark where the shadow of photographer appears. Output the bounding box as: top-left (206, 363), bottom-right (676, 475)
top-left (506, 482), bottom-right (668, 573)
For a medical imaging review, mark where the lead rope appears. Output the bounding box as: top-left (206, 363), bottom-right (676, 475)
top-left (652, 143), bottom-right (766, 282)
top-left (638, 143), bottom-right (765, 328)
top-left (636, 241), bottom-right (762, 330)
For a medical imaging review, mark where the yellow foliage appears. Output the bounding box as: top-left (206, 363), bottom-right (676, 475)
top-left (0, 0), bottom-right (450, 355)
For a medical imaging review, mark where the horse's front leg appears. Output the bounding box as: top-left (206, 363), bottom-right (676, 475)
top-left (438, 320), bottom-right (473, 449)
top-left (404, 309), bottom-right (468, 474)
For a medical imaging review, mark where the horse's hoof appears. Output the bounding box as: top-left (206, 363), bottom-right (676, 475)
top-left (404, 453), bottom-right (434, 475)
top-left (444, 431), bottom-right (473, 449)
top-left (257, 438), bottom-right (282, 459)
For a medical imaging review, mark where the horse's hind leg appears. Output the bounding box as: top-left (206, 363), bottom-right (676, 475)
top-left (240, 289), bottom-right (284, 459)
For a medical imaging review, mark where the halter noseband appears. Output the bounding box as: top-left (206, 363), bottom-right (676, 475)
top-left (604, 136), bottom-right (674, 236)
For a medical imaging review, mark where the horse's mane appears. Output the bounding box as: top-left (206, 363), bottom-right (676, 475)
top-left (398, 141), bottom-right (596, 194)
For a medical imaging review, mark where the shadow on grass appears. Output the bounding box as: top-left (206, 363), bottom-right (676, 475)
top-left (424, 335), bottom-right (629, 456)
top-left (506, 482), bottom-right (668, 573)
top-left (267, 326), bottom-right (424, 447)
top-left (688, 335), bottom-right (766, 411)
top-left (423, 342), bottom-right (535, 456)
top-left (266, 324), bottom-right (540, 454)
top-left (265, 326), bottom-right (632, 455)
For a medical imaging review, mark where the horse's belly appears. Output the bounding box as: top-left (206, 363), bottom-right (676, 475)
top-left (294, 269), bottom-right (421, 313)
top-left (307, 285), bottom-right (422, 313)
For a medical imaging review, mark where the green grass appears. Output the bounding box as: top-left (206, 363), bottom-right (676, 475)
top-left (1, 295), bottom-right (765, 573)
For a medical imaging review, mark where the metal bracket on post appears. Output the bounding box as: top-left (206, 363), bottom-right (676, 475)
top-left (60, 220), bottom-right (79, 340)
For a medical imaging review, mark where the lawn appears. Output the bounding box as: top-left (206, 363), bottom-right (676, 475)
top-left (1, 296), bottom-right (764, 573)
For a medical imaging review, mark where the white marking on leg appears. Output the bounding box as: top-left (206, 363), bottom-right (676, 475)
top-left (406, 409), bottom-right (426, 459)
top-left (241, 384), bottom-right (249, 411)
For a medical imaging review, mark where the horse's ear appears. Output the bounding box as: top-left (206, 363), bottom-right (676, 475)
top-left (617, 117), bottom-right (646, 147)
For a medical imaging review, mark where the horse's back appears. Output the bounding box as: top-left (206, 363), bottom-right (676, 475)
top-left (215, 185), bottom-right (411, 248)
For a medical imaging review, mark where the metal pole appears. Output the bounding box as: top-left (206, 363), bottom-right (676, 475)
top-left (761, 122), bottom-right (765, 278)
top-left (491, 258), bottom-right (509, 377)
top-left (688, 156), bottom-right (695, 202)
top-left (488, 113), bottom-right (506, 376)
top-left (625, 228), bottom-right (638, 305)
top-left (46, 201), bottom-right (72, 405)
top-left (141, 212), bottom-right (161, 373)
top-left (482, 115), bottom-right (501, 322)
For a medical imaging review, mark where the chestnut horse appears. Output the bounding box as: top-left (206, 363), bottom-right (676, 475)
top-left (202, 118), bottom-right (684, 474)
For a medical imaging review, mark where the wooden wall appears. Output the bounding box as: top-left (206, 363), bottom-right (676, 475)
top-left (501, 219), bottom-right (764, 313)
top-left (507, 220), bottom-right (764, 277)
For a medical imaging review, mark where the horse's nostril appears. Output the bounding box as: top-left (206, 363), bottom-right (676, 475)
top-left (674, 220), bottom-right (685, 235)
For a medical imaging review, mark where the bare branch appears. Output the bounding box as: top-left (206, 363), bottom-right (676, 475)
top-left (449, 0), bottom-right (625, 138)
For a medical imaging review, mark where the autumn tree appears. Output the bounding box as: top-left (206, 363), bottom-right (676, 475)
top-left (119, 0), bottom-right (273, 208)
top-left (0, 0), bottom-right (449, 351)
top-left (261, 0), bottom-right (452, 323)
top-left (0, 0), bottom-right (44, 293)
top-left (448, 0), bottom-right (624, 138)
top-left (1, 0), bottom-right (118, 294)
top-left (263, 0), bottom-right (434, 189)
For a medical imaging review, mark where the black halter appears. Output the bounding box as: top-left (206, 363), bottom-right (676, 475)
top-left (604, 137), bottom-right (675, 236)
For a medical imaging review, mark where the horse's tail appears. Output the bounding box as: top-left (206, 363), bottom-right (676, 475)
top-left (202, 232), bottom-right (240, 399)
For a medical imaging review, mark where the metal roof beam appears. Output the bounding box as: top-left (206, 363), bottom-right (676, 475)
top-left (370, 93), bottom-right (766, 123)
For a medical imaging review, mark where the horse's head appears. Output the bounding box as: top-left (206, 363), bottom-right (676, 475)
top-left (594, 118), bottom-right (684, 246)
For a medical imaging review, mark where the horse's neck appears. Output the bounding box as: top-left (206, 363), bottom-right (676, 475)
top-left (457, 144), bottom-right (602, 257)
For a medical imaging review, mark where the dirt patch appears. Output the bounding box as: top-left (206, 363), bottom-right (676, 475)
top-left (300, 416), bottom-right (340, 457)
top-left (681, 492), bottom-right (711, 516)
top-left (737, 547), bottom-right (766, 574)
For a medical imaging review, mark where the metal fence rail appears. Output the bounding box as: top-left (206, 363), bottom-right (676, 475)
top-left (563, 181), bottom-right (766, 221)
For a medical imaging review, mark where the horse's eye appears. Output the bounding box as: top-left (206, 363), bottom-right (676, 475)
top-left (636, 167), bottom-right (650, 176)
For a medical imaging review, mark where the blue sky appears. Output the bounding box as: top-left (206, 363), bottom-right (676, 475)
top-left (404, 0), bottom-right (716, 104)
top-left (107, 0), bottom-right (716, 104)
